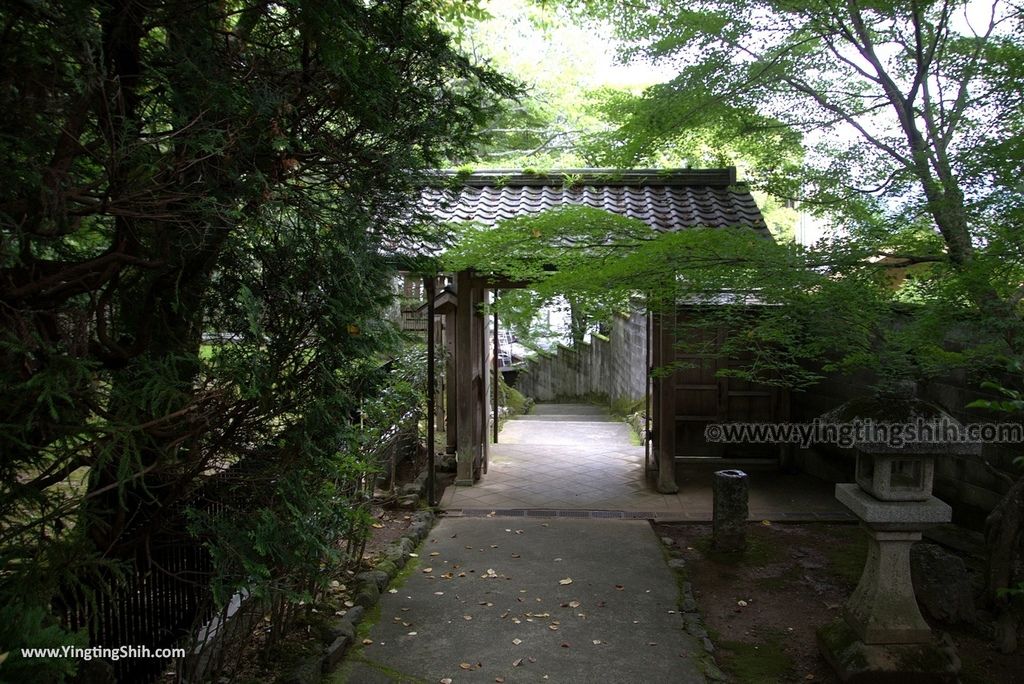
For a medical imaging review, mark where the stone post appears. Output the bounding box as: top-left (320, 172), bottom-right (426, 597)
top-left (713, 469), bottom-right (748, 552)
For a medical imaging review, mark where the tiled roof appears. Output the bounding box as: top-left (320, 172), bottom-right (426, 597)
top-left (418, 168), bottom-right (769, 236)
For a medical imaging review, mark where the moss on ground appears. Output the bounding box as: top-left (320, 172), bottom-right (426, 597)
top-left (819, 524), bottom-right (868, 586)
top-left (718, 629), bottom-right (795, 683)
top-left (694, 525), bottom-right (787, 566)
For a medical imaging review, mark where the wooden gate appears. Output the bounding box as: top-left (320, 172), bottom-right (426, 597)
top-left (652, 307), bottom-right (790, 491)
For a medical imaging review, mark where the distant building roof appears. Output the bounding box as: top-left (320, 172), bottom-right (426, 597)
top-left (418, 168), bottom-right (769, 236)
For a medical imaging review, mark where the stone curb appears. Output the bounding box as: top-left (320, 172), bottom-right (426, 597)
top-left (661, 538), bottom-right (729, 682)
top-left (282, 508), bottom-right (437, 684)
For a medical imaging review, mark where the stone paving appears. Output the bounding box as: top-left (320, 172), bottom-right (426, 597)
top-left (441, 403), bottom-right (853, 521)
top-left (331, 517), bottom-right (709, 683)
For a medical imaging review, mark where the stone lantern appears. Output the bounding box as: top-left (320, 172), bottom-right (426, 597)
top-left (815, 387), bottom-right (981, 682)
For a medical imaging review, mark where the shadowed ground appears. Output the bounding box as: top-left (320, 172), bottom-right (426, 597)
top-left (331, 517), bottom-right (708, 683)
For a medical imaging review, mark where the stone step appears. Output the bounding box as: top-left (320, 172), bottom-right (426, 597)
top-left (513, 414), bottom-right (620, 423)
top-left (532, 404), bottom-right (609, 416)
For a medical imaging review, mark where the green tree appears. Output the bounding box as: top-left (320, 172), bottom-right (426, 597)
top-left (0, 0), bottom-right (512, 676)
top-left (450, 0), bottom-right (1024, 646)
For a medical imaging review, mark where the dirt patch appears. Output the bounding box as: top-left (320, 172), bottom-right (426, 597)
top-left (362, 506), bottom-right (416, 558)
top-left (654, 521), bottom-right (1024, 684)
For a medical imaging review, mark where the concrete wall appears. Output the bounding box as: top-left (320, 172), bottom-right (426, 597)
top-left (515, 312), bottom-right (647, 406)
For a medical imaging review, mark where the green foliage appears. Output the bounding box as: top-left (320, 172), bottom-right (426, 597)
top-left (498, 374), bottom-right (530, 417)
top-left (968, 361), bottom-right (1024, 418)
top-left (444, 205), bottom-right (927, 387)
top-left (485, 0), bottom-right (1024, 392)
top-left (0, 602), bottom-right (86, 683)
top-left (0, 0), bottom-right (513, 676)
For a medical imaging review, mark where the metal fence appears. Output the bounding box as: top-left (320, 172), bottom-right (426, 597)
top-left (55, 408), bottom-right (421, 683)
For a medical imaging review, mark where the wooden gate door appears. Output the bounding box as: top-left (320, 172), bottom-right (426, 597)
top-left (666, 309), bottom-right (788, 461)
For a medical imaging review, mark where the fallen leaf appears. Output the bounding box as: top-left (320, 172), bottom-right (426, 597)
top-left (548, 624), bottom-right (559, 631)
top-left (614, 585), bottom-right (624, 590)
top-left (362, 639), bottom-right (373, 645)
top-left (409, 553), bottom-right (418, 557)
top-left (463, 615), bottom-right (473, 621)
top-left (430, 552), bottom-right (440, 556)
top-left (408, 631), bottom-right (418, 636)
top-left (434, 591), bottom-right (445, 596)
top-left (440, 679), bottom-right (453, 684)
top-left (512, 638), bottom-right (522, 645)
top-left (592, 640), bottom-right (602, 645)
top-left (737, 600), bottom-right (748, 607)
top-left (423, 568), bottom-right (433, 573)
top-left (560, 642), bottom-right (570, 648)
top-left (496, 678), bottom-right (505, 683)
top-left (559, 578), bottom-right (573, 585)
top-left (372, 523), bottom-right (384, 529)
top-left (388, 588), bottom-right (398, 593)
top-left (568, 600), bottom-right (580, 608)
top-left (512, 658), bottom-right (523, 667)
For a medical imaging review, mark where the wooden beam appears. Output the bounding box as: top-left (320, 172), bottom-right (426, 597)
top-left (493, 290), bottom-right (500, 444)
top-left (654, 311), bottom-right (679, 494)
top-left (645, 310), bottom-right (653, 473)
top-left (425, 276), bottom-right (436, 506)
top-left (445, 308), bottom-right (457, 455)
top-left (455, 270), bottom-right (475, 485)
top-left (477, 285), bottom-right (487, 477)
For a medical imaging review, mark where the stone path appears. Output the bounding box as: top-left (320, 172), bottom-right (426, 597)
top-left (440, 403), bottom-right (851, 521)
top-left (330, 517), bottom-right (708, 683)
top-left (440, 403), bottom-right (681, 513)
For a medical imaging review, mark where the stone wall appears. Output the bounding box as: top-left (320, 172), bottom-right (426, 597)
top-left (515, 312), bottom-right (647, 406)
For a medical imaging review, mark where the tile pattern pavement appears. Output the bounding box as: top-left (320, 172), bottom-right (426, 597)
top-left (441, 404), bottom-right (854, 522)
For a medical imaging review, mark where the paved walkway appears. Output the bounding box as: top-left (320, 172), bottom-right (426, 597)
top-left (441, 403), bottom-right (851, 521)
top-left (331, 517), bottom-right (707, 683)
